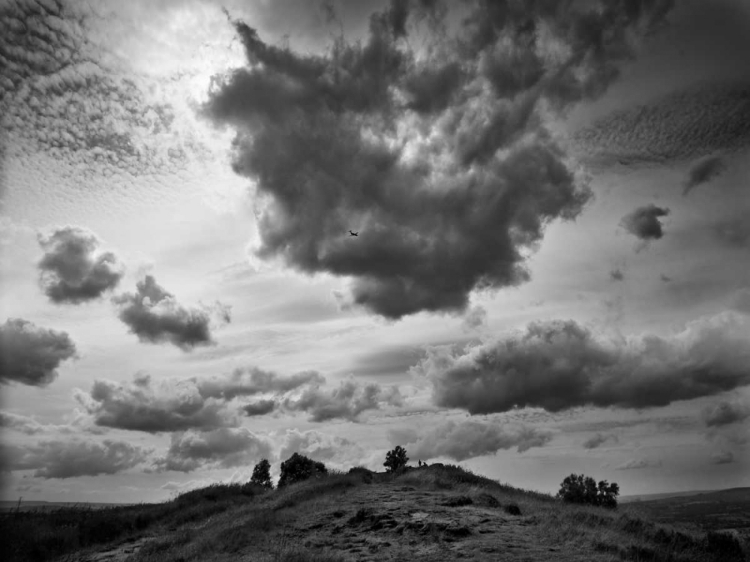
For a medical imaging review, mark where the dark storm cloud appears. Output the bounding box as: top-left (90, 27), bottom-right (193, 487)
top-left (114, 275), bottom-right (216, 351)
top-left (242, 399), bottom-right (277, 416)
top-left (620, 204), bottom-right (670, 240)
top-left (583, 432), bottom-right (619, 449)
top-left (37, 226), bottom-right (124, 304)
top-left (702, 400), bottom-right (750, 427)
top-left (413, 313), bottom-right (750, 415)
top-left (76, 368), bottom-right (326, 432)
top-left (683, 155), bottom-right (726, 195)
top-left (389, 419), bottom-right (553, 461)
top-left (197, 367), bottom-right (324, 400)
top-left (283, 379), bottom-right (404, 422)
top-left (0, 318), bottom-right (77, 387)
top-left (8, 438), bottom-right (150, 479)
top-left (0, 0), bottom-right (194, 179)
top-left (154, 428), bottom-right (272, 473)
top-left (575, 82), bottom-right (750, 166)
top-left (203, 0), bottom-right (674, 318)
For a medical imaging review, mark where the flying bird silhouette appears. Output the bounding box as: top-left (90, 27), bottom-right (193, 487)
top-left (349, 230), bottom-right (359, 237)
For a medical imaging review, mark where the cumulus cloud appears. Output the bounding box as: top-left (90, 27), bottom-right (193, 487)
top-left (582, 432), bottom-right (619, 449)
top-left (389, 419), bottom-right (553, 461)
top-left (413, 312), bottom-right (750, 415)
top-left (575, 82), bottom-right (750, 166)
top-left (283, 378), bottom-right (404, 422)
top-left (114, 275), bottom-right (218, 351)
top-left (683, 155), bottom-right (726, 195)
top-left (702, 400), bottom-right (750, 427)
top-left (620, 204), bottom-right (670, 241)
top-left (154, 427), bottom-right (272, 473)
top-left (75, 373), bottom-right (235, 433)
top-left (202, 0), bottom-right (673, 318)
top-left (76, 367), bottom-right (326, 432)
top-left (37, 226), bottom-right (124, 304)
top-left (615, 458), bottom-right (662, 470)
top-left (8, 438), bottom-right (150, 479)
top-left (242, 399), bottom-right (277, 416)
top-left (711, 450), bottom-right (734, 464)
top-left (462, 305), bottom-right (487, 332)
top-left (0, 318), bottom-right (77, 387)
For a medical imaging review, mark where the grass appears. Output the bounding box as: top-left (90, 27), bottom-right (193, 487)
top-left (1, 465), bottom-right (745, 562)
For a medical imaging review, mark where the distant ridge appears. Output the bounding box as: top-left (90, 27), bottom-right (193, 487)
top-left (620, 487), bottom-right (750, 503)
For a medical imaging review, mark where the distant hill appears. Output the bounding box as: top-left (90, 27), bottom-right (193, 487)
top-left (0, 500), bottom-right (133, 512)
top-left (1, 466), bottom-right (746, 562)
top-left (621, 488), bottom-right (750, 503)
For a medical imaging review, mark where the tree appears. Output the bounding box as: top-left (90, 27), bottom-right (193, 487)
top-left (277, 453), bottom-right (327, 488)
top-left (557, 473), bottom-right (619, 508)
top-left (250, 459), bottom-right (273, 489)
top-left (384, 445), bottom-right (409, 473)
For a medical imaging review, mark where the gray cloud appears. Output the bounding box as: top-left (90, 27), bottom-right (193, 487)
top-left (202, 0), bottom-right (673, 318)
top-left (242, 399), bottom-right (277, 416)
top-left (713, 216), bottom-right (750, 249)
top-left (8, 438), bottom-right (150, 479)
top-left (575, 82), bottom-right (750, 166)
top-left (76, 367), bottom-right (326, 432)
top-left (702, 400), bottom-right (750, 427)
top-left (278, 429), bottom-right (365, 469)
top-left (114, 275), bottom-right (216, 351)
top-left (683, 155), bottom-right (726, 195)
top-left (389, 419), bottom-right (553, 461)
top-left (0, 318), bottom-right (77, 387)
top-left (0, 412), bottom-right (46, 435)
top-left (37, 226), bottom-right (124, 304)
top-left (154, 428), bottom-right (272, 473)
top-left (615, 458), bottom-right (662, 470)
top-left (413, 312), bottom-right (750, 415)
top-left (462, 305), bottom-right (487, 332)
top-left (283, 378), bottom-right (404, 422)
top-left (620, 204), bottom-right (670, 241)
top-left (711, 450), bottom-right (734, 464)
top-left (610, 269), bottom-right (624, 281)
top-left (75, 373), bottom-right (235, 433)
top-left (582, 432), bottom-right (619, 449)
top-left (731, 288), bottom-right (750, 313)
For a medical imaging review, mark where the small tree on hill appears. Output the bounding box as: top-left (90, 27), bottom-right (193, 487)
top-left (250, 458), bottom-right (273, 489)
top-left (384, 445), bottom-right (409, 473)
top-left (278, 453), bottom-right (328, 488)
top-left (557, 473), bottom-right (619, 509)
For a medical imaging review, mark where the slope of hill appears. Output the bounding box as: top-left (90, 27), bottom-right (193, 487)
top-left (1, 465), bottom-right (746, 562)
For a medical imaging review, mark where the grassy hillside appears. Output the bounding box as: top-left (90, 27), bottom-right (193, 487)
top-left (1, 465), bottom-right (746, 562)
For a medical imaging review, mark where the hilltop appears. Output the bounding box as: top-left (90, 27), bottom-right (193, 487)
top-left (2, 465), bottom-right (746, 562)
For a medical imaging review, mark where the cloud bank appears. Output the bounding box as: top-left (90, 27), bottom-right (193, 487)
top-left (114, 275), bottom-right (217, 351)
top-left (389, 419), bottom-right (553, 461)
top-left (37, 226), bottom-right (124, 304)
top-left (203, 0), bottom-right (673, 318)
top-left (413, 312), bottom-right (750, 415)
top-left (0, 318), bottom-right (77, 386)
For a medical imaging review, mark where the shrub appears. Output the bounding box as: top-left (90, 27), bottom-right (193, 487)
top-left (278, 453), bottom-right (328, 488)
top-left (384, 446), bottom-right (409, 473)
top-left (251, 459), bottom-right (274, 489)
top-left (557, 474), bottom-right (619, 508)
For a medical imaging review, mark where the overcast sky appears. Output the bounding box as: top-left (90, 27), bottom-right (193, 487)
top-left (1, 0), bottom-right (749, 504)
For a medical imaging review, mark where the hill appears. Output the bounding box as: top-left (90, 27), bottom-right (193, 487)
top-left (1, 465), bottom-right (746, 562)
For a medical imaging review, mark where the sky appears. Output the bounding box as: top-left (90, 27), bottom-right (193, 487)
top-left (1, 0), bottom-right (749, 504)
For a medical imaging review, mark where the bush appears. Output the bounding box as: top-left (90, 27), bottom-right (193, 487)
top-left (384, 446), bottom-right (409, 473)
top-left (251, 459), bottom-right (274, 489)
top-left (557, 474), bottom-right (619, 508)
top-left (278, 453), bottom-right (328, 488)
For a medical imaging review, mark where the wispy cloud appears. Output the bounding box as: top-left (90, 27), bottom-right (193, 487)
top-left (683, 155), bottom-right (727, 195)
top-left (0, 318), bottom-right (78, 387)
top-left (583, 432), bottom-right (619, 449)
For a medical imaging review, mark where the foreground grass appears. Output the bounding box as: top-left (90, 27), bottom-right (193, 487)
top-left (1, 466), bottom-right (745, 562)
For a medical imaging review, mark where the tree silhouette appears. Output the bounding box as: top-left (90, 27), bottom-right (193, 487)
top-left (384, 445), bottom-right (409, 473)
top-left (557, 473), bottom-right (619, 508)
top-left (278, 453), bottom-right (328, 487)
top-left (250, 459), bottom-right (273, 489)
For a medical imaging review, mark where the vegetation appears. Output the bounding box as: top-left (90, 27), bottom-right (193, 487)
top-left (277, 453), bottom-right (328, 488)
top-left (383, 445), bottom-right (409, 473)
top-left (557, 473), bottom-right (620, 508)
top-left (250, 458), bottom-right (274, 489)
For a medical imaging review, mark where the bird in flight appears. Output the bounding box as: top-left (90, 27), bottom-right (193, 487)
top-left (349, 230), bottom-right (359, 237)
